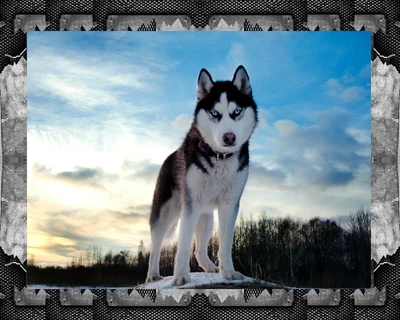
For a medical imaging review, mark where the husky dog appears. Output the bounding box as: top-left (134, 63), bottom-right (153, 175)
top-left (146, 66), bottom-right (258, 286)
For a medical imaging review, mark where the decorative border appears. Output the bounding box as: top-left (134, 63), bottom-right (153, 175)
top-left (1, 0), bottom-right (400, 319)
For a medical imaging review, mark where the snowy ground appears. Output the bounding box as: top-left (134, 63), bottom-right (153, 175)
top-left (28, 273), bottom-right (286, 290)
top-left (136, 272), bottom-right (283, 289)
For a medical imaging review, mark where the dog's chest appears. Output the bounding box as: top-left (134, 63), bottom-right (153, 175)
top-left (186, 157), bottom-right (244, 204)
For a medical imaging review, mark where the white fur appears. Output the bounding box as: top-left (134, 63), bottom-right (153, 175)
top-left (172, 156), bottom-right (249, 285)
top-left (197, 92), bottom-right (256, 154)
top-left (146, 190), bottom-right (181, 282)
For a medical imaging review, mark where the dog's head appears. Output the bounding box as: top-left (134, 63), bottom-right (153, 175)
top-left (194, 66), bottom-right (258, 154)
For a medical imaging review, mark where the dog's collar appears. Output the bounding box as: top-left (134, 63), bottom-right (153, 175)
top-left (198, 140), bottom-right (234, 160)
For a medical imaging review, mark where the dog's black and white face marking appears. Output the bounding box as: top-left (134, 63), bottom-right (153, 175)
top-left (195, 66), bottom-right (258, 154)
top-left (208, 95), bottom-right (244, 123)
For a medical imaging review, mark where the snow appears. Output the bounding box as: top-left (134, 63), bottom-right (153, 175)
top-left (29, 273), bottom-right (285, 290)
top-left (136, 272), bottom-right (281, 289)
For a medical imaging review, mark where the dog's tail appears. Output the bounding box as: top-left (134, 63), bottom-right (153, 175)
top-left (149, 204), bottom-right (180, 241)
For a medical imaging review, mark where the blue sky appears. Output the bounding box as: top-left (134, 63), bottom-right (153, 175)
top-left (27, 32), bottom-right (371, 266)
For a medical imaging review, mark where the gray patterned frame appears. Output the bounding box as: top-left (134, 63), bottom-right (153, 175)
top-left (0, 1), bottom-right (400, 319)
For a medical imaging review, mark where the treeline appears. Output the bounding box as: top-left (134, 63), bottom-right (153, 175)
top-left (229, 207), bottom-right (371, 288)
top-left (28, 207), bottom-right (370, 288)
top-left (28, 243), bottom-right (149, 287)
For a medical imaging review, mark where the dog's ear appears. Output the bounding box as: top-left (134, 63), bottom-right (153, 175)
top-left (232, 65), bottom-right (252, 96)
top-left (197, 68), bottom-right (214, 101)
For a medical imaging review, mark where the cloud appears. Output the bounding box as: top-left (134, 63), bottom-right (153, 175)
top-left (325, 78), bottom-right (367, 102)
top-left (32, 163), bottom-right (117, 190)
top-left (28, 38), bottom-right (172, 121)
top-left (341, 86), bottom-right (367, 102)
top-left (306, 167), bottom-right (355, 187)
top-left (129, 204), bottom-right (151, 211)
top-left (32, 163), bottom-right (51, 174)
top-left (110, 210), bottom-right (148, 223)
top-left (58, 167), bottom-right (103, 180)
top-left (274, 119), bottom-right (297, 137)
top-left (172, 114), bottom-right (192, 131)
top-left (247, 162), bottom-right (287, 190)
top-left (227, 42), bottom-right (248, 72)
top-left (268, 106), bottom-right (369, 190)
top-left (39, 218), bottom-right (91, 244)
top-left (246, 205), bottom-right (284, 217)
top-left (29, 204), bottom-right (152, 266)
top-left (122, 160), bottom-right (161, 183)
top-left (345, 127), bottom-right (371, 151)
top-left (326, 78), bottom-right (342, 94)
top-left (257, 108), bottom-right (270, 129)
top-left (358, 63), bottom-right (371, 79)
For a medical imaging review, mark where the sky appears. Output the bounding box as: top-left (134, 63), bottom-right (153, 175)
top-left (27, 31), bottom-right (371, 267)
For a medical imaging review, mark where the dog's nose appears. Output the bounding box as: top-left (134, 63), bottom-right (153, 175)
top-left (223, 132), bottom-right (236, 146)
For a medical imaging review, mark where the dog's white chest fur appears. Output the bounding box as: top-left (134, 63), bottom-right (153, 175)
top-left (186, 157), bottom-right (247, 206)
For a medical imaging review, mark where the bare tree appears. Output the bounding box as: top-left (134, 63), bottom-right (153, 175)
top-left (138, 240), bottom-right (146, 277)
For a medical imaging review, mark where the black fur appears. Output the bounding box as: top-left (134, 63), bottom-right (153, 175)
top-left (195, 81), bottom-right (258, 125)
top-left (198, 151), bottom-right (214, 169)
top-left (150, 151), bottom-right (178, 226)
top-left (237, 141), bottom-right (250, 172)
top-left (149, 68), bottom-right (257, 227)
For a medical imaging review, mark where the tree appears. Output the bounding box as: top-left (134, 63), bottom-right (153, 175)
top-left (138, 240), bottom-right (146, 277)
top-left (347, 206), bottom-right (371, 238)
top-left (104, 250), bottom-right (113, 267)
top-left (28, 254), bottom-right (35, 267)
top-left (277, 217), bottom-right (304, 286)
top-left (345, 207), bottom-right (371, 284)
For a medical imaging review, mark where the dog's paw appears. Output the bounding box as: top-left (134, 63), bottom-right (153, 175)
top-left (199, 260), bottom-right (219, 273)
top-left (146, 274), bottom-right (163, 283)
top-left (203, 265), bottom-right (219, 273)
top-left (171, 273), bottom-right (191, 286)
top-left (220, 270), bottom-right (245, 281)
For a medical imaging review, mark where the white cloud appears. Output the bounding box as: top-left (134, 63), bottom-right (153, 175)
top-left (326, 78), bottom-right (343, 94)
top-left (257, 108), bottom-right (269, 129)
top-left (346, 127), bottom-right (370, 145)
top-left (274, 119), bottom-right (297, 137)
top-left (326, 78), bottom-right (367, 102)
top-left (341, 86), bottom-right (366, 102)
top-left (172, 113), bottom-right (192, 131)
top-left (227, 42), bottom-right (247, 69)
top-left (247, 161), bottom-right (287, 191)
top-left (358, 63), bottom-right (371, 78)
top-left (29, 50), bottom-right (166, 113)
top-left (41, 74), bottom-right (119, 108)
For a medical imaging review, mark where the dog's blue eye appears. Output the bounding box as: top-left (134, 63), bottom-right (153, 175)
top-left (234, 108), bottom-right (242, 115)
top-left (210, 110), bottom-right (219, 117)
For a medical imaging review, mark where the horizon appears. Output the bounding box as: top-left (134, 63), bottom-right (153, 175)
top-left (28, 207), bottom-right (369, 268)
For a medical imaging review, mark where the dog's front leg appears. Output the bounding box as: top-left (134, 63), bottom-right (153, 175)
top-left (218, 201), bottom-right (245, 280)
top-left (172, 205), bottom-right (200, 286)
